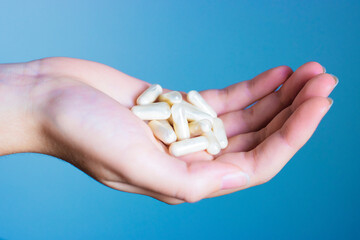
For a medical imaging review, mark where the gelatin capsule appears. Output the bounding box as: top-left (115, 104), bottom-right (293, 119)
top-left (203, 131), bottom-right (221, 155)
top-left (131, 102), bottom-right (170, 120)
top-left (169, 136), bottom-right (209, 157)
top-left (136, 84), bottom-right (163, 105)
top-left (158, 91), bottom-right (182, 105)
top-left (187, 90), bottom-right (217, 118)
top-left (171, 103), bottom-right (190, 140)
top-left (213, 118), bottom-right (228, 149)
top-left (189, 119), bottom-right (212, 137)
top-left (148, 120), bottom-right (177, 144)
top-left (180, 101), bottom-right (214, 124)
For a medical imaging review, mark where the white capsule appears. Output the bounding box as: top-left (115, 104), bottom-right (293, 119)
top-left (180, 101), bottom-right (214, 124)
top-left (148, 120), bottom-right (177, 145)
top-left (213, 118), bottom-right (228, 149)
top-left (131, 102), bottom-right (170, 120)
top-left (202, 131), bottom-right (221, 155)
top-left (171, 103), bottom-right (190, 140)
top-left (169, 136), bottom-right (209, 157)
top-left (189, 119), bottom-right (212, 137)
top-left (158, 91), bottom-right (183, 105)
top-left (136, 84), bottom-right (163, 105)
top-left (187, 90), bottom-right (217, 117)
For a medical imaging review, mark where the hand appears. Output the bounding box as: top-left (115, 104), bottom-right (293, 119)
top-left (0, 58), bottom-right (336, 204)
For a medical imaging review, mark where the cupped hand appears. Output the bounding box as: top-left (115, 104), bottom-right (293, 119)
top-left (0, 58), bottom-right (336, 204)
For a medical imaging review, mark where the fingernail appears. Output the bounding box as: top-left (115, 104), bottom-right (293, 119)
top-left (322, 66), bottom-right (326, 73)
top-left (327, 97), bottom-right (333, 108)
top-left (330, 74), bottom-right (338, 87)
top-left (221, 172), bottom-right (249, 190)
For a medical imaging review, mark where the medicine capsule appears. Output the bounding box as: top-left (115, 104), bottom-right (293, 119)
top-left (202, 131), bottom-right (221, 155)
top-left (180, 101), bottom-right (214, 124)
top-left (187, 90), bottom-right (217, 118)
top-left (148, 120), bottom-right (177, 144)
top-left (169, 136), bottom-right (209, 157)
top-left (131, 102), bottom-right (171, 120)
top-left (158, 91), bottom-right (183, 105)
top-left (189, 119), bottom-right (212, 137)
top-left (136, 84), bottom-right (163, 105)
top-left (171, 103), bottom-right (190, 140)
top-left (213, 118), bottom-right (228, 149)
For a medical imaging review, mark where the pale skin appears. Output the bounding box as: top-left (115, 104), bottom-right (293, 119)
top-left (0, 57), bottom-right (336, 204)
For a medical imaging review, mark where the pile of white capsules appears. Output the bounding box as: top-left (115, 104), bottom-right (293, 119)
top-left (131, 84), bottom-right (228, 157)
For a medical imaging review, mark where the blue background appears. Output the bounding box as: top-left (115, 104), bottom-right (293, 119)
top-left (0, 1), bottom-right (359, 239)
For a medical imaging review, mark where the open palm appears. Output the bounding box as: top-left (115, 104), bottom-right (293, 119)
top-left (27, 57), bottom-right (335, 204)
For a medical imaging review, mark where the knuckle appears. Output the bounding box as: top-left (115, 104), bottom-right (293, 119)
top-left (257, 128), bottom-right (267, 143)
top-left (218, 87), bottom-right (230, 104)
top-left (244, 79), bottom-right (254, 99)
top-left (275, 89), bottom-right (290, 109)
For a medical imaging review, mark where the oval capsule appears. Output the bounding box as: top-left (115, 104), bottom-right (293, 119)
top-left (148, 120), bottom-right (177, 144)
top-left (187, 90), bottom-right (217, 117)
top-left (171, 103), bottom-right (190, 140)
top-left (202, 131), bottom-right (221, 155)
top-left (213, 118), bottom-right (228, 149)
top-left (136, 84), bottom-right (163, 105)
top-left (158, 91), bottom-right (182, 105)
top-left (131, 102), bottom-right (170, 120)
top-left (169, 136), bottom-right (209, 157)
top-left (180, 101), bottom-right (214, 124)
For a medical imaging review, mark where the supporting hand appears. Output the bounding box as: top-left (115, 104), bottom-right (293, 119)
top-left (0, 58), bottom-right (336, 204)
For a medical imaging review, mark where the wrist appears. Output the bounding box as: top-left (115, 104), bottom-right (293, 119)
top-left (0, 60), bottom-right (50, 155)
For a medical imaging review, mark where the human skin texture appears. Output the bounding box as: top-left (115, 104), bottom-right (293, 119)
top-left (0, 57), bottom-right (337, 204)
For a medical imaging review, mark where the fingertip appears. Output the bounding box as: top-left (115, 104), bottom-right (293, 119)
top-left (329, 74), bottom-right (339, 87)
top-left (289, 73), bottom-right (338, 113)
top-left (255, 65), bottom-right (293, 90)
top-left (319, 73), bottom-right (339, 87)
top-left (327, 97), bottom-right (334, 108)
top-left (264, 65), bottom-right (293, 82)
top-left (301, 96), bottom-right (332, 115)
top-left (299, 61), bottom-right (324, 75)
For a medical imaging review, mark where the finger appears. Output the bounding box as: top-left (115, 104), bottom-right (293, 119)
top-left (249, 97), bottom-right (332, 183)
top-left (220, 62), bottom-right (324, 137)
top-left (102, 180), bottom-right (184, 205)
top-left (200, 66), bottom-right (293, 115)
top-left (33, 57), bottom-right (149, 107)
top-left (258, 73), bottom-right (337, 140)
top-left (292, 73), bottom-right (338, 109)
top-left (207, 97), bottom-right (332, 198)
top-left (222, 73), bottom-right (337, 154)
